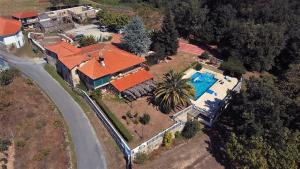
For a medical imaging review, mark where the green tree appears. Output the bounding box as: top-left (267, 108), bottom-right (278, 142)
top-left (152, 10), bottom-right (178, 57)
top-left (222, 22), bottom-right (286, 71)
top-left (139, 113), bottom-right (150, 125)
top-left (220, 56), bottom-right (246, 78)
top-left (96, 10), bottom-right (129, 31)
top-left (121, 16), bottom-right (151, 56)
top-left (154, 70), bottom-right (194, 113)
top-left (163, 132), bottom-right (173, 148)
top-left (79, 35), bottom-right (97, 47)
top-left (181, 120), bottom-right (201, 139)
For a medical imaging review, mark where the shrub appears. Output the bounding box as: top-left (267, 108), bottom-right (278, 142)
top-left (139, 113), bottom-right (150, 125)
top-left (182, 120), bottom-right (202, 139)
top-left (163, 132), bottom-right (173, 148)
top-left (0, 139), bottom-right (11, 152)
top-left (0, 69), bottom-right (19, 86)
top-left (79, 35), bottom-right (97, 47)
top-left (16, 139), bottom-right (26, 148)
top-left (94, 98), bottom-right (133, 142)
top-left (194, 63), bottom-right (203, 71)
top-left (134, 152), bottom-right (148, 164)
top-left (35, 120), bottom-right (47, 129)
top-left (90, 90), bottom-right (102, 99)
top-left (2, 164), bottom-right (7, 169)
top-left (53, 120), bottom-right (63, 128)
top-left (126, 111), bottom-right (133, 118)
top-left (199, 51), bottom-right (210, 59)
top-left (175, 131), bottom-right (182, 139)
top-left (25, 78), bottom-right (34, 86)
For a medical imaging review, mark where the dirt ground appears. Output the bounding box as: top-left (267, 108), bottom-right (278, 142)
top-left (102, 94), bottom-right (174, 148)
top-left (0, 0), bottom-right (50, 16)
top-left (0, 76), bottom-right (70, 169)
top-left (134, 133), bottom-right (224, 169)
top-left (149, 52), bottom-right (198, 81)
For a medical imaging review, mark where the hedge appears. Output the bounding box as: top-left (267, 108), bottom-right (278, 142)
top-left (93, 98), bottom-right (133, 142)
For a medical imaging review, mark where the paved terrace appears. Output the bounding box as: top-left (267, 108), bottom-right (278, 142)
top-left (183, 68), bottom-right (238, 116)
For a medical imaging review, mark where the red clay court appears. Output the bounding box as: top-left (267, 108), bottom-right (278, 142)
top-left (178, 39), bottom-right (205, 56)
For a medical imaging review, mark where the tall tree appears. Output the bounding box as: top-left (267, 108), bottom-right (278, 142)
top-left (154, 70), bottom-right (194, 113)
top-left (121, 16), bottom-right (151, 56)
top-left (221, 22), bottom-right (286, 71)
top-left (152, 10), bottom-right (178, 57)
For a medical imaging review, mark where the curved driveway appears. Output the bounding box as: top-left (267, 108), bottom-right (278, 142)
top-left (0, 51), bottom-right (107, 169)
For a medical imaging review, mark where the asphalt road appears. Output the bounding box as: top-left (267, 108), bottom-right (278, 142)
top-left (0, 51), bottom-right (107, 169)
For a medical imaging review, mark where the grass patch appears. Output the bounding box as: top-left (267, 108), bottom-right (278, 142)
top-left (44, 64), bottom-right (91, 113)
top-left (92, 97), bottom-right (133, 142)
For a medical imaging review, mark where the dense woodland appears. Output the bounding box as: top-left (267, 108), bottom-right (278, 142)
top-left (121, 0), bottom-right (300, 168)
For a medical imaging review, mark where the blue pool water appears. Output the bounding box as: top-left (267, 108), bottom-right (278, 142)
top-left (189, 72), bottom-right (217, 100)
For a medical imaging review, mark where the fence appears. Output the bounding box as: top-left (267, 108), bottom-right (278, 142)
top-left (131, 121), bottom-right (185, 159)
top-left (81, 91), bottom-right (132, 168)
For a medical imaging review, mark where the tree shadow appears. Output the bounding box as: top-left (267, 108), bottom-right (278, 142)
top-left (202, 98), bottom-right (234, 168)
top-left (188, 38), bottom-right (225, 60)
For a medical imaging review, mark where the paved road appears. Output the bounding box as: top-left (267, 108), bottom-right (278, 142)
top-left (0, 51), bottom-right (107, 169)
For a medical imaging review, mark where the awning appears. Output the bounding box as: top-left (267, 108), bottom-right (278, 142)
top-left (111, 69), bottom-right (153, 92)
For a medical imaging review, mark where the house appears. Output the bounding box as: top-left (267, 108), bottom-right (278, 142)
top-left (0, 17), bottom-right (24, 48)
top-left (45, 41), bottom-right (155, 99)
top-left (67, 6), bottom-right (98, 23)
top-left (11, 10), bottom-right (39, 28)
top-left (36, 12), bottom-right (74, 33)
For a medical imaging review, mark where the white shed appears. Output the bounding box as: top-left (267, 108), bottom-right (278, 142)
top-left (0, 17), bottom-right (24, 48)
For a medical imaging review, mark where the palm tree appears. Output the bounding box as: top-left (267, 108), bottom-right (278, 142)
top-left (154, 70), bottom-right (195, 113)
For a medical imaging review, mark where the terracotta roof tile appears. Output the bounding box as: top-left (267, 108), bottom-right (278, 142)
top-left (45, 41), bottom-right (81, 59)
top-left (0, 17), bottom-right (22, 36)
top-left (111, 69), bottom-right (153, 92)
top-left (59, 54), bottom-right (90, 70)
top-left (12, 11), bottom-right (38, 19)
top-left (78, 44), bottom-right (145, 79)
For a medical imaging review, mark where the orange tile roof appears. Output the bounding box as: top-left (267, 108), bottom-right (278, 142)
top-left (59, 54), bottom-right (90, 70)
top-left (78, 44), bottom-right (145, 79)
top-left (0, 17), bottom-right (22, 36)
top-left (79, 43), bottom-right (106, 53)
top-left (46, 41), bottom-right (146, 79)
top-left (111, 69), bottom-right (153, 92)
top-left (111, 34), bottom-right (122, 44)
top-left (45, 41), bottom-right (81, 59)
top-left (12, 11), bottom-right (38, 19)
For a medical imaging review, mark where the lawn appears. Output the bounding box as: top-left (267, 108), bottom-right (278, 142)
top-left (0, 75), bottom-right (72, 169)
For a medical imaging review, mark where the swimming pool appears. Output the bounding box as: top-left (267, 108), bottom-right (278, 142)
top-left (189, 72), bottom-right (217, 100)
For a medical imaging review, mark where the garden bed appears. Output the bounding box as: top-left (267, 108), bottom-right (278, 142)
top-left (102, 93), bottom-right (175, 148)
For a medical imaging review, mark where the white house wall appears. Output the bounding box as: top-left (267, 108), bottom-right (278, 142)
top-left (1, 31), bottom-right (24, 48)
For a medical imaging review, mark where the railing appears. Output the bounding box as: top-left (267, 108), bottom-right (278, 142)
top-left (28, 32), bottom-right (45, 52)
top-left (131, 121), bottom-right (185, 157)
top-left (171, 105), bottom-right (193, 121)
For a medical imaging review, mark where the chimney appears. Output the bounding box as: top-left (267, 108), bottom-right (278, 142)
top-left (98, 51), bottom-right (105, 67)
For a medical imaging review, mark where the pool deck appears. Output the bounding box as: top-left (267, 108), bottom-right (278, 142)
top-left (183, 68), bottom-right (238, 115)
